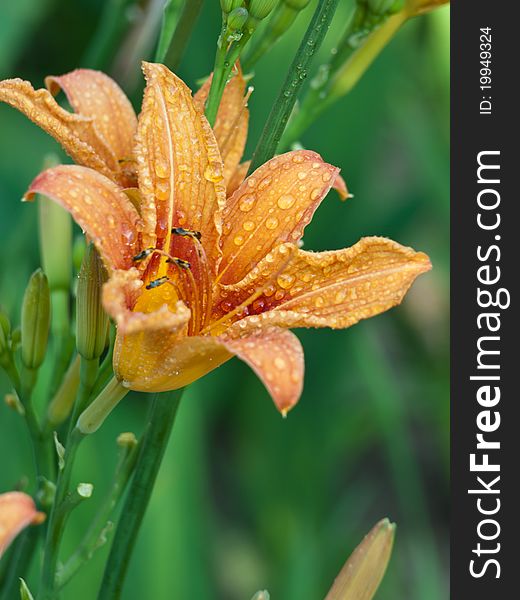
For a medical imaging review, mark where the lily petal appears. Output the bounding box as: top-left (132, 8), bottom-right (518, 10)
top-left (0, 492), bottom-right (45, 558)
top-left (194, 67), bottom-right (249, 186)
top-left (25, 165), bottom-right (141, 271)
top-left (104, 269), bottom-right (193, 390)
top-left (0, 78), bottom-right (120, 182)
top-left (218, 150), bottom-right (340, 284)
top-left (45, 69), bottom-right (138, 184)
top-left (136, 62), bottom-right (227, 267)
top-left (225, 237), bottom-right (431, 329)
top-left (227, 161), bottom-right (348, 200)
top-left (221, 326), bottom-right (304, 415)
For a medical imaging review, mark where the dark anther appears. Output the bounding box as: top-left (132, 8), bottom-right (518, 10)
top-left (171, 227), bottom-right (202, 241)
top-left (146, 276), bottom-right (169, 290)
top-left (132, 248), bottom-right (154, 262)
top-left (166, 257), bottom-right (191, 269)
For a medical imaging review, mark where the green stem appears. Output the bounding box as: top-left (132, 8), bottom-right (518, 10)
top-left (248, 0), bottom-right (341, 174)
top-left (97, 390), bottom-right (183, 600)
top-left (57, 438), bottom-right (138, 589)
top-left (38, 428), bottom-right (85, 600)
top-left (204, 19), bottom-right (231, 127)
top-left (157, 0), bottom-right (205, 70)
top-left (278, 11), bottom-right (406, 150)
top-left (38, 358), bottom-right (99, 599)
top-left (13, 365), bottom-right (56, 487)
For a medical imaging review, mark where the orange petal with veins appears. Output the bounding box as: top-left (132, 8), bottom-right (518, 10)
top-left (224, 237), bottom-right (431, 330)
top-left (227, 162), bottom-right (348, 200)
top-left (194, 67), bottom-right (249, 186)
top-left (0, 492), bottom-right (45, 558)
top-left (218, 150), bottom-right (340, 284)
top-left (0, 77), bottom-right (120, 182)
top-left (221, 326), bottom-right (304, 415)
top-left (25, 165), bottom-right (141, 272)
top-left (136, 62), bottom-right (227, 269)
top-left (45, 69), bottom-right (137, 185)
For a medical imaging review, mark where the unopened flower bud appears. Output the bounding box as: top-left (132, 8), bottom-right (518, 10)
top-left (46, 355), bottom-right (81, 427)
top-left (249, 0), bottom-right (278, 20)
top-left (227, 7), bottom-right (249, 32)
top-left (21, 269), bottom-right (50, 370)
top-left (117, 432), bottom-right (138, 449)
top-left (76, 245), bottom-right (109, 360)
top-left (325, 518), bottom-right (395, 599)
top-left (221, 0), bottom-right (243, 15)
top-left (4, 393), bottom-right (25, 416)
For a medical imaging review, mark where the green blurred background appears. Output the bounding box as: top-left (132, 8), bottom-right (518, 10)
top-left (0, 1), bottom-right (449, 598)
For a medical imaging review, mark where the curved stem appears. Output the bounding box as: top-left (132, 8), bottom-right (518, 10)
top-left (57, 437), bottom-right (138, 589)
top-left (248, 0), bottom-right (341, 174)
top-left (38, 358), bottom-right (99, 599)
top-left (97, 389), bottom-right (183, 600)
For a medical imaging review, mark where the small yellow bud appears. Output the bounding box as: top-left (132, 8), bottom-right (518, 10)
top-left (325, 518), bottom-right (395, 600)
top-left (249, 0), bottom-right (278, 20)
top-left (117, 432), bottom-right (138, 448)
top-left (21, 269), bottom-right (50, 370)
top-left (76, 245), bottom-right (109, 360)
top-left (4, 393), bottom-right (25, 416)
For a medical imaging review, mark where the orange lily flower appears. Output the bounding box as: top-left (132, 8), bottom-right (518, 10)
top-left (0, 492), bottom-right (45, 558)
top-left (1, 63), bottom-right (430, 414)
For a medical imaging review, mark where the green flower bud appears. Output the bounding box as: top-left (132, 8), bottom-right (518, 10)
top-left (76, 245), bottom-right (109, 360)
top-left (221, 0), bottom-right (243, 14)
top-left (227, 7), bottom-right (249, 31)
top-left (46, 355), bottom-right (81, 427)
top-left (249, 0), bottom-right (278, 20)
top-left (21, 269), bottom-right (50, 370)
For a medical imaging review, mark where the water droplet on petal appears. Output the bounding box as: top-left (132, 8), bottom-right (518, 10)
top-left (265, 217), bottom-right (279, 230)
top-left (239, 195), bottom-right (256, 212)
top-left (234, 234), bottom-right (244, 246)
top-left (277, 194), bottom-right (296, 210)
top-left (277, 273), bottom-right (295, 289)
top-left (243, 220), bottom-right (255, 231)
top-left (204, 162), bottom-right (224, 183)
top-left (274, 357), bottom-right (286, 370)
